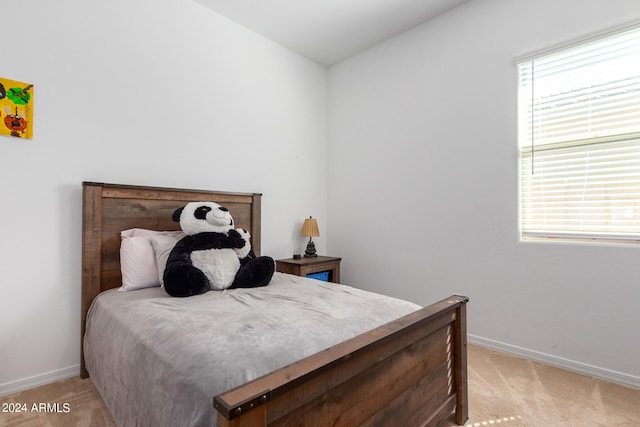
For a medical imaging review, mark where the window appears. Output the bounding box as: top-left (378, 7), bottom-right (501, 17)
top-left (517, 25), bottom-right (640, 243)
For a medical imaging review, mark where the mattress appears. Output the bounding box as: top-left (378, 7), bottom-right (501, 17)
top-left (84, 272), bottom-right (421, 427)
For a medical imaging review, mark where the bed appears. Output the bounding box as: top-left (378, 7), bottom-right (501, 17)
top-left (81, 181), bottom-right (469, 427)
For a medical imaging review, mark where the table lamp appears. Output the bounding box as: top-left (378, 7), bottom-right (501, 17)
top-left (300, 216), bottom-right (319, 257)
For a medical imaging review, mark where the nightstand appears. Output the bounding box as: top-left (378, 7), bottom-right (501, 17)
top-left (276, 256), bottom-right (342, 283)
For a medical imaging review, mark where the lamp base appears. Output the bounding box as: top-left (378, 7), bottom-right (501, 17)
top-left (304, 240), bottom-right (317, 258)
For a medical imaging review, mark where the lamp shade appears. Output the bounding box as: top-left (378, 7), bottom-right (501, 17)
top-left (300, 217), bottom-right (320, 237)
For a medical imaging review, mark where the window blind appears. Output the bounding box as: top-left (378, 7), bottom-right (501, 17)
top-left (517, 25), bottom-right (640, 242)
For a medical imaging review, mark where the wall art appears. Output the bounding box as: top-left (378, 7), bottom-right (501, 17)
top-left (0, 77), bottom-right (34, 139)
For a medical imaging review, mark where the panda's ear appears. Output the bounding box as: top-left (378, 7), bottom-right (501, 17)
top-left (172, 206), bottom-right (185, 222)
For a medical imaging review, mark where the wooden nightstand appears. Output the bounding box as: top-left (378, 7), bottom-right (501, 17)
top-left (276, 256), bottom-right (342, 283)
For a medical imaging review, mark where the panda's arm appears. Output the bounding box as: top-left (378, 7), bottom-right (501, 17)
top-left (190, 232), bottom-right (244, 250)
top-left (164, 235), bottom-right (210, 297)
top-left (228, 229), bottom-right (252, 260)
top-left (226, 230), bottom-right (247, 247)
top-left (166, 235), bottom-right (197, 264)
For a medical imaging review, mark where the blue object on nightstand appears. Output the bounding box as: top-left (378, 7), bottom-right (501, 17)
top-left (306, 271), bottom-right (329, 282)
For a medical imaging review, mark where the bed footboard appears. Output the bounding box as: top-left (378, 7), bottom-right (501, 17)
top-left (214, 295), bottom-right (469, 427)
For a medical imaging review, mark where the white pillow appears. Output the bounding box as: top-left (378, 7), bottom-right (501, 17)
top-left (150, 233), bottom-right (186, 289)
top-left (119, 229), bottom-right (184, 291)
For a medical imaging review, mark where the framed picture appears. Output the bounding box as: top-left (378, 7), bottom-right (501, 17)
top-left (0, 77), bottom-right (34, 139)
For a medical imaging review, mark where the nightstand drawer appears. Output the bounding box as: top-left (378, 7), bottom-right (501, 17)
top-left (276, 256), bottom-right (341, 283)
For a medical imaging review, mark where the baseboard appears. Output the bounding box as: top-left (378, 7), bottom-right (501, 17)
top-left (3, 338), bottom-right (639, 397)
top-left (469, 335), bottom-right (640, 390)
top-left (0, 365), bottom-right (80, 397)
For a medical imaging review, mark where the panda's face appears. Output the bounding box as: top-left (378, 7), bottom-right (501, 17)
top-left (176, 201), bottom-right (234, 235)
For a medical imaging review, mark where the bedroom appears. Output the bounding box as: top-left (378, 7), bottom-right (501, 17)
top-left (1, 0), bottom-right (639, 419)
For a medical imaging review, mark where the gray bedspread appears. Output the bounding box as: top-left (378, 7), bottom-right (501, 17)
top-left (84, 272), bottom-right (421, 427)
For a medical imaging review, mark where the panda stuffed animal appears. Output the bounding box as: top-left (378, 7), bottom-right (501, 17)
top-left (163, 201), bottom-right (274, 297)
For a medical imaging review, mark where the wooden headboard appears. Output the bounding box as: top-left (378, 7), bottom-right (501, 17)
top-left (80, 182), bottom-right (263, 377)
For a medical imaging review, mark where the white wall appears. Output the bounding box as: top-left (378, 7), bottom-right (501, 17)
top-left (328, 0), bottom-right (640, 386)
top-left (3, 0), bottom-right (639, 397)
top-left (0, 0), bottom-right (327, 394)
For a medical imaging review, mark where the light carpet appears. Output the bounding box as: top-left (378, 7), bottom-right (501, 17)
top-left (465, 345), bottom-right (640, 426)
top-left (1, 345), bottom-right (638, 426)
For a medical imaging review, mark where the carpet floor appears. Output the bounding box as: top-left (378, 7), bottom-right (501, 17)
top-left (466, 345), bottom-right (640, 426)
top-left (1, 345), bottom-right (638, 426)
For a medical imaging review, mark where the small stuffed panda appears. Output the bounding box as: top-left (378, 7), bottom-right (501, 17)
top-left (163, 201), bottom-right (274, 297)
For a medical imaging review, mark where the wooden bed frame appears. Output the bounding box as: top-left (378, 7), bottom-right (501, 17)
top-left (81, 181), bottom-right (469, 427)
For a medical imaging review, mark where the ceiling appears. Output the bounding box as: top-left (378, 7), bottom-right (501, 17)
top-left (194, 0), bottom-right (471, 66)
